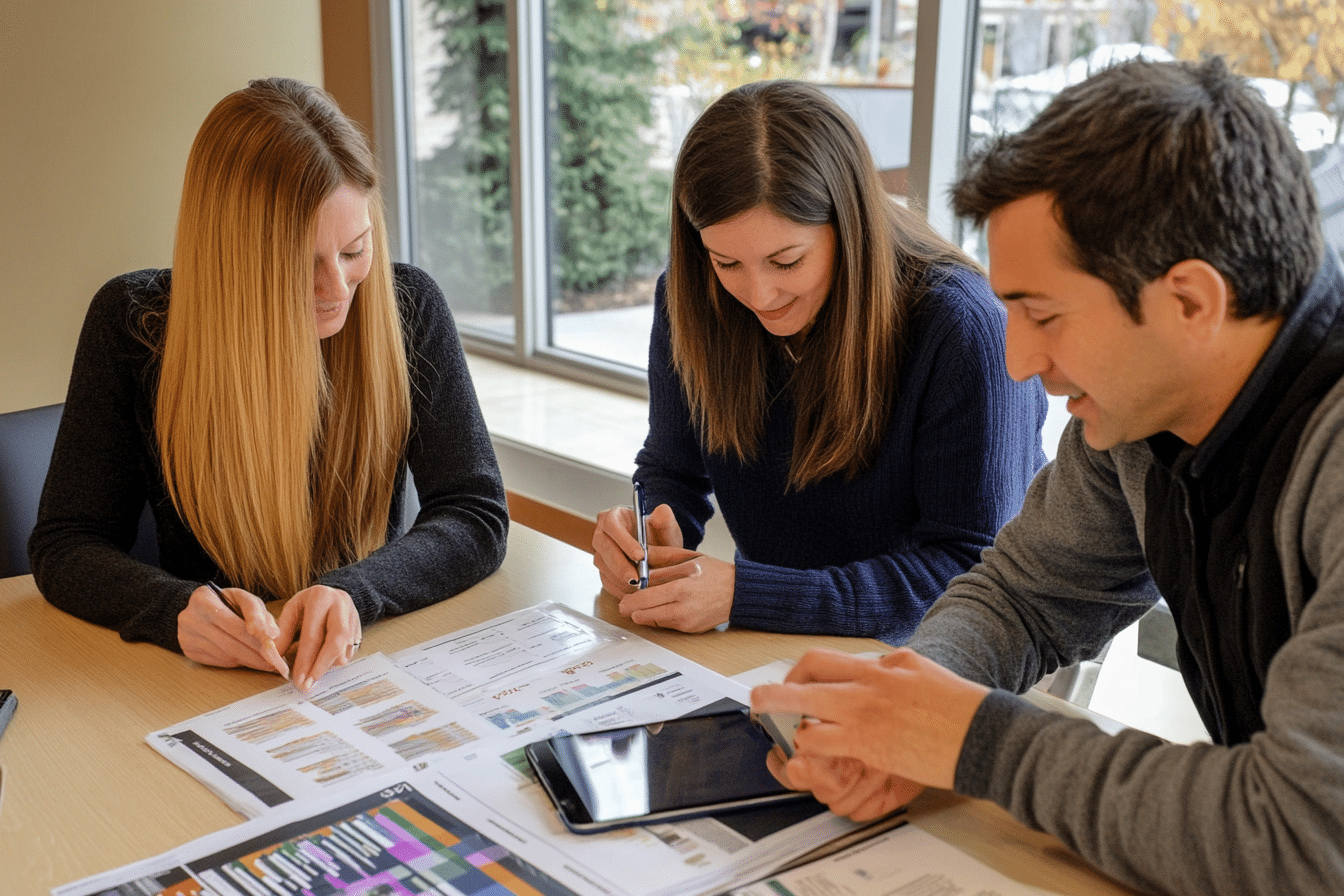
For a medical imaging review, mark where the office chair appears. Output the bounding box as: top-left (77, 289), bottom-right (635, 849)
top-left (1136, 599), bottom-right (1178, 669)
top-left (1042, 640), bottom-right (1112, 707)
top-left (0, 403), bottom-right (158, 578)
top-left (1038, 599), bottom-right (1182, 708)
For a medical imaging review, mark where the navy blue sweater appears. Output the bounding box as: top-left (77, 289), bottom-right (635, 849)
top-left (636, 266), bottom-right (1046, 643)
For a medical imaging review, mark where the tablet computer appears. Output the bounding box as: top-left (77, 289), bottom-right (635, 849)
top-left (524, 708), bottom-right (810, 834)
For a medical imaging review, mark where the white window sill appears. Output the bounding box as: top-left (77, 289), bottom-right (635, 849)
top-left (466, 352), bottom-right (646, 478)
top-left (464, 352), bottom-right (736, 558)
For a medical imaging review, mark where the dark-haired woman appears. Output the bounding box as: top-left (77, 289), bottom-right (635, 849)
top-left (592, 80), bottom-right (1045, 642)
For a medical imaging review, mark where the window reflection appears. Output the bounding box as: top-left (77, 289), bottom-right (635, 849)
top-left (405, 1), bottom-right (923, 372)
top-left (966, 1), bottom-right (1344, 262)
top-left (407, 0), bottom-right (516, 342)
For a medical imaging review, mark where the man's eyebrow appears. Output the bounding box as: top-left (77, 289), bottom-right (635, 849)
top-left (998, 290), bottom-right (1050, 302)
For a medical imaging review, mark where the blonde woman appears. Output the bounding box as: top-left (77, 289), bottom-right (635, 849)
top-left (31, 79), bottom-right (508, 691)
top-left (593, 80), bottom-right (1045, 641)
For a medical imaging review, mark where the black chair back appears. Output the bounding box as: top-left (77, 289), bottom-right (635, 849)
top-left (0, 404), bottom-right (64, 578)
top-left (0, 403), bottom-right (158, 578)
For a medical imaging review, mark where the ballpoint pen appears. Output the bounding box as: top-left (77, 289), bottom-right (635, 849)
top-left (208, 580), bottom-right (290, 679)
top-left (632, 479), bottom-right (650, 589)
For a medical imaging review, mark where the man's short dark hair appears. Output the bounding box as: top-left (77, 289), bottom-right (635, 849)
top-left (952, 57), bottom-right (1323, 321)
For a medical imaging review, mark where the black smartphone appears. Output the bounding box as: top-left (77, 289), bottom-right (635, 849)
top-left (0, 689), bottom-right (15, 741)
top-left (524, 708), bottom-right (809, 834)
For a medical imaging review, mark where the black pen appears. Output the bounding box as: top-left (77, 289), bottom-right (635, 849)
top-left (206, 579), bottom-right (245, 618)
top-left (208, 580), bottom-right (289, 679)
top-left (632, 480), bottom-right (649, 589)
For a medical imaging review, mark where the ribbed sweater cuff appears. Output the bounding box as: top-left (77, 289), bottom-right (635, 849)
top-left (954, 688), bottom-right (1049, 798)
top-left (728, 559), bottom-right (815, 631)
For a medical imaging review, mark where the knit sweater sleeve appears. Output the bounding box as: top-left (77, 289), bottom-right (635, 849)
top-left (910, 420), bottom-right (1160, 684)
top-left (30, 271), bottom-right (199, 649)
top-left (316, 264), bottom-right (509, 623)
top-left (954, 563), bottom-right (1344, 895)
top-left (729, 274), bottom-right (1048, 642)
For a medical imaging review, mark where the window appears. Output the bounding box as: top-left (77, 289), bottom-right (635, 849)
top-left (404, 1), bottom-right (516, 345)
top-left (393, 1), bottom-right (967, 392)
top-left (389, 2), bottom-right (1342, 392)
top-left (966, 0), bottom-right (1344, 263)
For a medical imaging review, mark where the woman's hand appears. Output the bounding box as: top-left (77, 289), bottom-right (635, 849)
top-left (593, 501), bottom-right (734, 632)
top-left (617, 548), bottom-right (736, 632)
top-left (178, 583), bottom-right (289, 678)
top-left (275, 584), bottom-right (363, 693)
top-left (592, 501), bottom-right (682, 595)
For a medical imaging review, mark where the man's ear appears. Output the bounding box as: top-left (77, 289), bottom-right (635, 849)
top-left (1159, 259), bottom-right (1232, 341)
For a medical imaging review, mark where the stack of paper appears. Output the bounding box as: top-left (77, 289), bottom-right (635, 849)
top-left (57, 603), bottom-right (871, 896)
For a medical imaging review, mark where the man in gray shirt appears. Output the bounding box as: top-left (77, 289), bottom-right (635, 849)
top-left (752, 57), bottom-right (1344, 895)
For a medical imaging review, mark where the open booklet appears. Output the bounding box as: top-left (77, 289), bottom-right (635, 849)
top-left (56, 603), bottom-right (882, 896)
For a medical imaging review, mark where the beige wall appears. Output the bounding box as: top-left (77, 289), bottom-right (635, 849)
top-left (321, 0), bottom-right (376, 142)
top-left (0, 0), bottom-right (325, 414)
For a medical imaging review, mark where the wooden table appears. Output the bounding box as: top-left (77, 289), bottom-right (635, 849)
top-left (0, 523), bottom-right (1139, 895)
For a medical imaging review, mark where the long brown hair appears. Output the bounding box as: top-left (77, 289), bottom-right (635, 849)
top-left (668, 80), bottom-right (974, 489)
top-left (156, 78), bottom-right (411, 599)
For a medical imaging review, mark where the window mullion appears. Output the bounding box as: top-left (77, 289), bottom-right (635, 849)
top-left (509, 0), bottom-right (549, 361)
top-left (908, 0), bottom-right (977, 242)
top-left (372, 0), bottom-right (414, 263)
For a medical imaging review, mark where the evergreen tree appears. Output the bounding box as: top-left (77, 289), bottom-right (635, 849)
top-left (418, 0), bottom-right (670, 313)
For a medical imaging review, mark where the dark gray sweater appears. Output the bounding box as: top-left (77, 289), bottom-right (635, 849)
top-left (30, 264), bottom-right (509, 651)
top-left (913, 256), bottom-right (1344, 894)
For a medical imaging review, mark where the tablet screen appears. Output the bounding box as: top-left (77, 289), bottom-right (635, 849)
top-left (527, 709), bottom-right (802, 830)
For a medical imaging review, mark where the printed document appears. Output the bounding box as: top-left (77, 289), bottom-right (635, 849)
top-left (84, 603), bottom-right (874, 896)
top-left (731, 823), bottom-right (1050, 896)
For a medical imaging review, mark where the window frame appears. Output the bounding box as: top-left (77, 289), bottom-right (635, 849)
top-left (374, 0), bottom-right (978, 398)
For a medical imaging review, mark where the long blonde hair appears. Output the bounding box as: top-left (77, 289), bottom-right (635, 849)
top-left (669, 80), bottom-right (976, 490)
top-left (156, 78), bottom-right (411, 599)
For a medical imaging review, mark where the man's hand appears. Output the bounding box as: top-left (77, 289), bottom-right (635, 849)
top-left (766, 748), bottom-right (923, 821)
top-left (751, 648), bottom-right (990, 803)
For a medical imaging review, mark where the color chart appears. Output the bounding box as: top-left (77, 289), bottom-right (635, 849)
top-left (180, 781), bottom-right (580, 896)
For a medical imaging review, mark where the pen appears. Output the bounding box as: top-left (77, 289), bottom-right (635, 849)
top-left (632, 479), bottom-right (649, 589)
top-left (208, 580), bottom-right (289, 679)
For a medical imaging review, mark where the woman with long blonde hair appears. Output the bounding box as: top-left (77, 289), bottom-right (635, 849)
top-left (592, 80), bottom-right (1045, 641)
top-left (32, 78), bottom-right (508, 691)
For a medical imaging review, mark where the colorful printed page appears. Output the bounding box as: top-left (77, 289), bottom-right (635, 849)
top-left (55, 757), bottom-right (865, 896)
top-left (148, 602), bottom-right (747, 819)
